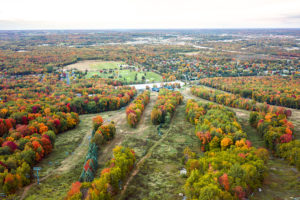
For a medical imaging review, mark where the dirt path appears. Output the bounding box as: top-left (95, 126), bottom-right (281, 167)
top-left (56, 124), bottom-right (94, 172)
top-left (96, 111), bottom-right (126, 167)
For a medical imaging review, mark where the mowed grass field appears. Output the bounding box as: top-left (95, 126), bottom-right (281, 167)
top-left (89, 61), bottom-right (124, 70)
top-left (86, 70), bottom-right (162, 83)
top-left (64, 60), bottom-right (162, 83)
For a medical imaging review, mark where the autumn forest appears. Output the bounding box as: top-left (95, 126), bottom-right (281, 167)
top-left (0, 29), bottom-right (299, 200)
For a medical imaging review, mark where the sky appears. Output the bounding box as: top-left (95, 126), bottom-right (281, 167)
top-left (0, 0), bottom-right (300, 29)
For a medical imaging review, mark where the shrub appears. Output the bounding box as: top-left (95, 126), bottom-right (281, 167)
top-left (92, 116), bottom-right (103, 131)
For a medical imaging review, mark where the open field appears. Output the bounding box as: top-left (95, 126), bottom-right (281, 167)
top-left (64, 60), bottom-right (124, 71)
top-left (64, 60), bottom-right (163, 82)
top-left (120, 103), bottom-right (202, 200)
top-left (85, 70), bottom-right (163, 83)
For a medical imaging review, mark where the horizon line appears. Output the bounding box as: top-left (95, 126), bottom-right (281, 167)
top-left (1, 27), bottom-right (300, 31)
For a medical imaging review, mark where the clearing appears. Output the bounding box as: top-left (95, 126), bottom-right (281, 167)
top-left (85, 70), bottom-right (162, 83)
top-left (120, 102), bottom-right (201, 200)
top-left (64, 60), bottom-right (162, 83)
top-left (64, 60), bottom-right (123, 71)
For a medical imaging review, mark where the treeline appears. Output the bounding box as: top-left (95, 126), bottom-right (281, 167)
top-left (63, 92), bottom-right (134, 114)
top-left (151, 89), bottom-right (183, 125)
top-left (190, 86), bottom-right (292, 117)
top-left (199, 76), bottom-right (300, 109)
top-left (126, 90), bottom-right (150, 127)
top-left (184, 101), bottom-right (269, 199)
top-left (66, 146), bottom-right (135, 199)
top-left (250, 111), bottom-right (299, 170)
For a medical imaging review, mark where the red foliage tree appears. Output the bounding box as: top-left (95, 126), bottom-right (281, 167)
top-left (67, 181), bottom-right (81, 197)
top-left (219, 173), bottom-right (230, 191)
top-left (280, 134), bottom-right (292, 143)
top-left (2, 141), bottom-right (18, 151)
top-left (234, 186), bottom-right (246, 199)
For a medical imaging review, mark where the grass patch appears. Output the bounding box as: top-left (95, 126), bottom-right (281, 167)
top-left (64, 60), bottom-right (123, 71)
top-left (238, 115), bottom-right (265, 148)
top-left (34, 113), bottom-right (98, 177)
top-left (66, 60), bottom-right (162, 83)
top-left (86, 70), bottom-right (162, 83)
top-left (24, 156), bottom-right (85, 200)
top-left (90, 61), bottom-right (124, 70)
top-left (250, 158), bottom-right (300, 200)
top-left (121, 103), bottom-right (202, 200)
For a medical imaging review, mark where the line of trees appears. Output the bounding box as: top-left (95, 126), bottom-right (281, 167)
top-left (191, 86), bottom-right (299, 169)
top-left (66, 146), bottom-right (136, 200)
top-left (250, 111), bottom-right (299, 170)
top-left (78, 116), bottom-right (116, 182)
top-left (190, 86), bottom-right (292, 117)
top-left (126, 90), bottom-right (150, 127)
top-left (199, 76), bottom-right (300, 109)
top-left (151, 89), bottom-right (183, 125)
